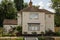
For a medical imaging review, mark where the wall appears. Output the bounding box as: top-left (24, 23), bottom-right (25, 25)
top-left (45, 13), bottom-right (54, 32)
top-left (22, 12), bottom-right (45, 34)
top-left (17, 13), bottom-right (21, 26)
top-left (3, 25), bottom-right (17, 34)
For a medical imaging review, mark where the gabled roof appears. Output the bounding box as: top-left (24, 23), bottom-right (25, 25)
top-left (20, 6), bottom-right (54, 14)
top-left (20, 0), bottom-right (54, 14)
top-left (3, 19), bottom-right (17, 25)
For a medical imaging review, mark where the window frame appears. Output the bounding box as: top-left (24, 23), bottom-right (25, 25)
top-left (29, 12), bottom-right (39, 19)
top-left (28, 23), bottom-right (40, 31)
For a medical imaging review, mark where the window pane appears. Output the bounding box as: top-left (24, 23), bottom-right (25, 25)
top-left (30, 13), bottom-right (38, 19)
top-left (28, 23), bottom-right (40, 31)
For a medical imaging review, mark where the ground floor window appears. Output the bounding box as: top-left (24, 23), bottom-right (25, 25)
top-left (28, 23), bottom-right (40, 31)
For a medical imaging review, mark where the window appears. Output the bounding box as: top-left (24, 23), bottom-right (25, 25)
top-left (28, 23), bottom-right (40, 31)
top-left (30, 13), bottom-right (39, 19)
top-left (48, 14), bottom-right (51, 18)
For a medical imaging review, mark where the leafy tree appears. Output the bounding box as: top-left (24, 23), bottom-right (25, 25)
top-left (14, 0), bottom-right (24, 11)
top-left (0, 4), bottom-right (4, 26)
top-left (0, 0), bottom-right (17, 26)
top-left (51, 0), bottom-right (60, 27)
top-left (23, 3), bottom-right (28, 8)
top-left (1, 0), bottom-right (17, 19)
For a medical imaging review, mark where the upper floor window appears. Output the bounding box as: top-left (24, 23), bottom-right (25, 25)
top-left (48, 14), bottom-right (51, 18)
top-left (30, 13), bottom-right (39, 19)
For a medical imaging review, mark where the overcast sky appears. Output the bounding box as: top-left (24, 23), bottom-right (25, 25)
top-left (24, 0), bottom-right (55, 13)
top-left (0, 0), bottom-right (55, 13)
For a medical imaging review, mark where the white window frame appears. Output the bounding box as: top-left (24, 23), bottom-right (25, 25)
top-left (29, 12), bottom-right (39, 19)
top-left (28, 23), bottom-right (40, 31)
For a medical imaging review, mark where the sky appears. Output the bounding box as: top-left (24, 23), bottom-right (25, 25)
top-left (0, 0), bottom-right (55, 13)
top-left (24, 0), bottom-right (55, 13)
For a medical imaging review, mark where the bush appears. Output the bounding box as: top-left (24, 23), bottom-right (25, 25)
top-left (16, 26), bottom-right (22, 36)
top-left (38, 37), bottom-right (45, 40)
top-left (41, 32), bottom-right (44, 36)
top-left (24, 32), bottom-right (27, 34)
top-left (45, 30), bottom-right (54, 36)
top-left (16, 37), bottom-right (23, 40)
top-left (32, 32), bottom-right (37, 35)
top-left (55, 32), bottom-right (60, 36)
top-left (16, 26), bottom-right (22, 32)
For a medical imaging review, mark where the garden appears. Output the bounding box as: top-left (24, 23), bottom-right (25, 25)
top-left (0, 26), bottom-right (60, 37)
top-left (0, 26), bottom-right (22, 37)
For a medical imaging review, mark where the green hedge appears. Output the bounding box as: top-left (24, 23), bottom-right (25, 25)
top-left (16, 37), bottom-right (23, 40)
top-left (38, 37), bottom-right (45, 40)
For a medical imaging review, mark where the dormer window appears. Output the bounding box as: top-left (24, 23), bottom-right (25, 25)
top-left (30, 13), bottom-right (39, 19)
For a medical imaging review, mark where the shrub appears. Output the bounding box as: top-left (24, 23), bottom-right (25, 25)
top-left (45, 30), bottom-right (54, 36)
top-left (16, 26), bottom-right (22, 36)
top-left (16, 37), bottom-right (23, 40)
top-left (41, 32), bottom-right (44, 36)
top-left (32, 32), bottom-right (37, 35)
top-left (55, 32), bottom-right (60, 36)
top-left (24, 32), bottom-right (27, 34)
top-left (16, 26), bottom-right (22, 32)
top-left (38, 37), bottom-right (45, 40)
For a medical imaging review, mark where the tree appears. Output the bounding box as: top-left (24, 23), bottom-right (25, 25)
top-left (51, 0), bottom-right (60, 27)
top-left (0, 4), bottom-right (4, 26)
top-left (1, 0), bottom-right (17, 19)
top-left (14, 0), bottom-right (24, 11)
top-left (23, 3), bottom-right (28, 8)
top-left (0, 0), bottom-right (17, 26)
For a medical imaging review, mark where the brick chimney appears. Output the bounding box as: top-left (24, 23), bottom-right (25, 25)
top-left (29, 0), bottom-right (32, 7)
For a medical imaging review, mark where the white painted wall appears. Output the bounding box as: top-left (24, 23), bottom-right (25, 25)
top-left (45, 14), bottom-right (54, 32)
top-left (3, 25), bottom-right (17, 34)
top-left (22, 12), bottom-right (45, 34)
top-left (17, 13), bottom-right (21, 26)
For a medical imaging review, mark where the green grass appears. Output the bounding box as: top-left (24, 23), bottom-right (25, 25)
top-left (16, 37), bottom-right (23, 40)
top-left (0, 27), bottom-right (3, 37)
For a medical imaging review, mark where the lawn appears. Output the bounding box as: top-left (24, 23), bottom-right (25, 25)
top-left (0, 37), bottom-right (24, 40)
top-left (0, 27), bottom-right (3, 37)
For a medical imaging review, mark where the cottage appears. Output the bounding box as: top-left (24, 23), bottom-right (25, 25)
top-left (3, 0), bottom-right (54, 34)
top-left (3, 19), bottom-right (17, 34)
top-left (18, 0), bottom-right (55, 34)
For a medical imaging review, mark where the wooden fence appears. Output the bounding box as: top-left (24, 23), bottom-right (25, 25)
top-left (55, 27), bottom-right (60, 32)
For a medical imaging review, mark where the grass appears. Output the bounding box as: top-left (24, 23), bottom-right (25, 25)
top-left (0, 37), bottom-right (23, 40)
top-left (0, 27), bottom-right (3, 37)
top-left (16, 37), bottom-right (23, 40)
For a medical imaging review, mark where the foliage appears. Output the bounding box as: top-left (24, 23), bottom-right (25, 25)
top-left (23, 3), bottom-right (28, 8)
top-left (55, 31), bottom-right (60, 36)
top-left (38, 37), bottom-right (45, 40)
top-left (0, 27), bottom-right (3, 37)
top-left (41, 32), bottom-right (44, 35)
top-left (16, 26), bottom-right (22, 32)
top-left (16, 26), bottom-right (22, 36)
top-left (14, 0), bottom-right (24, 11)
top-left (14, 0), bottom-right (28, 11)
top-left (51, 0), bottom-right (60, 27)
top-left (32, 32), bottom-right (37, 35)
top-left (8, 26), bottom-right (16, 36)
top-left (45, 30), bottom-right (54, 36)
top-left (16, 37), bottom-right (23, 40)
top-left (1, 0), bottom-right (17, 19)
top-left (0, 0), bottom-right (17, 26)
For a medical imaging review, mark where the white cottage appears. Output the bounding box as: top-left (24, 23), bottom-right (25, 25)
top-left (3, 0), bottom-right (54, 34)
top-left (3, 19), bottom-right (17, 33)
